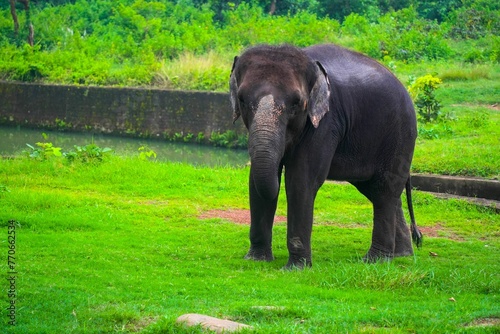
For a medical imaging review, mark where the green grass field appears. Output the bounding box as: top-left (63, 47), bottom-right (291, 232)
top-left (1, 157), bottom-right (498, 333)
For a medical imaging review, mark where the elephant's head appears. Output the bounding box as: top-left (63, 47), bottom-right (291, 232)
top-left (230, 45), bottom-right (330, 200)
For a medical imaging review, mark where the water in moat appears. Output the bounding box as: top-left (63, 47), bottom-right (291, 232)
top-left (0, 126), bottom-right (249, 167)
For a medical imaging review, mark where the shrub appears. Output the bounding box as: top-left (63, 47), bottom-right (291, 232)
top-left (448, 8), bottom-right (500, 39)
top-left (21, 133), bottom-right (62, 160)
top-left (408, 74), bottom-right (443, 123)
top-left (490, 36), bottom-right (500, 63)
top-left (63, 144), bottom-right (113, 163)
top-left (209, 131), bottom-right (247, 149)
top-left (377, 8), bottom-right (452, 61)
top-left (138, 145), bottom-right (157, 160)
top-left (23, 141), bottom-right (62, 160)
top-left (342, 13), bottom-right (370, 35)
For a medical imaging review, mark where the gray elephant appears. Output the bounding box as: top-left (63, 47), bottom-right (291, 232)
top-left (230, 44), bottom-right (422, 269)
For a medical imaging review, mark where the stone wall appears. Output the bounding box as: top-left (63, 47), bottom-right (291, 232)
top-left (0, 81), bottom-right (245, 142)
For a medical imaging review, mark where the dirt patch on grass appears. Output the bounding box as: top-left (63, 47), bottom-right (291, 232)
top-left (126, 316), bottom-right (158, 332)
top-left (451, 103), bottom-right (499, 112)
top-left (418, 225), bottom-right (441, 238)
top-left (418, 223), bottom-right (465, 241)
top-left (199, 209), bottom-right (286, 225)
top-left (487, 103), bottom-right (499, 111)
top-left (199, 210), bottom-right (464, 241)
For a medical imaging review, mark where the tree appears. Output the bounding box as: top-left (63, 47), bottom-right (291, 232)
top-left (9, 0), bottom-right (34, 46)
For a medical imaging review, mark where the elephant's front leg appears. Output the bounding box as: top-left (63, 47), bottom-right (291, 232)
top-left (245, 169), bottom-right (280, 262)
top-left (283, 169), bottom-right (319, 269)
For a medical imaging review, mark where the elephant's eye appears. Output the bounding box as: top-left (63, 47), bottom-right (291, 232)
top-left (289, 94), bottom-right (305, 113)
top-left (290, 92), bottom-right (301, 105)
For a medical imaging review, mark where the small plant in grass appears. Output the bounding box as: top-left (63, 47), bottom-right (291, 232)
top-left (408, 74), bottom-right (443, 123)
top-left (22, 133), bottom-right (62, 160)
top-left (418, 123), bottom-right (454, 140)
top-left (138, 145), bottom-right (157, 161)
top-left (467, 111), bottom-right (490, 129)
top-left (63, 143), bottom-right (113, 163)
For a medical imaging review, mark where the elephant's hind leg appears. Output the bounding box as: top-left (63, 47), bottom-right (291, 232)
top-left (393, 203), bottom-right (413, 257)
top-left (352, 181), bottom-right (413, 262)
top-left (363, 197), bottom-right (399, 262)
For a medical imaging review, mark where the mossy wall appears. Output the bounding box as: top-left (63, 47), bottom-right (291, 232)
top-left (0, 81), bottom-right (246, 142)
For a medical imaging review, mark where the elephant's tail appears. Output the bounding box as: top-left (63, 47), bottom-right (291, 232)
top-left (406, 176), bottom-right (423, 248)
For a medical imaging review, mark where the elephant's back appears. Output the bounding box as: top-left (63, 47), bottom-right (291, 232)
top-left (303, 44), bottom-right (400, 89)
top-left (303, 44), bottom-right (414, 122)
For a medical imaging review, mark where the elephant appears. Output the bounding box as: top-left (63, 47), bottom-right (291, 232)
top-left (229, 44), bottom-right (422, 269)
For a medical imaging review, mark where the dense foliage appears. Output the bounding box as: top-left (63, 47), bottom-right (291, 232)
top-left (0, 0), bottom-right (498, 89)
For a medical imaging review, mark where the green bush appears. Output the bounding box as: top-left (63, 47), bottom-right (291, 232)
top-left (209, 131), bottom-right (248, 149)
top-left (23, 141), bottom-right (62, 160)
top-left (408, 74), bottom-right (443, 123)
top-left (138, 145), bottom-right (157, 161)
top-left (448, 7), bottom-right (500, 39)
top-left (220, 3), bottom-right (339, 49)
top-left (342, 13), bottom-right (370, 35)
top-left (64, 143), bottom-right (113, 163)
top-left (377, 8), bottom-right (452, 61)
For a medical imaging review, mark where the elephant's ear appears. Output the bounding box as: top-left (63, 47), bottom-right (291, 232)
top-left (307, 61), bottom-right (330, 128)
top-left (230, 56), bottom-right (240, 124)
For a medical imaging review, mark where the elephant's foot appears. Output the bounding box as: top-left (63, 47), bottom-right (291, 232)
top-left (363, 246), bottom-right (394, 263)
top-left (282, 255), bottom-right (312, 270)
top-left (393, 244), bottom-right (414, 258)
top-left (394, 229), bottom-right (414, 258)
top-left (244, 247), bottom-right (274, 262)
top-left (363, 244), bottom-right (414, 263)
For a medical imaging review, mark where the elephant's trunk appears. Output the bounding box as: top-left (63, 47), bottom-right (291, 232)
top-left (248, 96), bottom-right (285, 201)
top-left (249, 135), bottom-right (282, 200)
